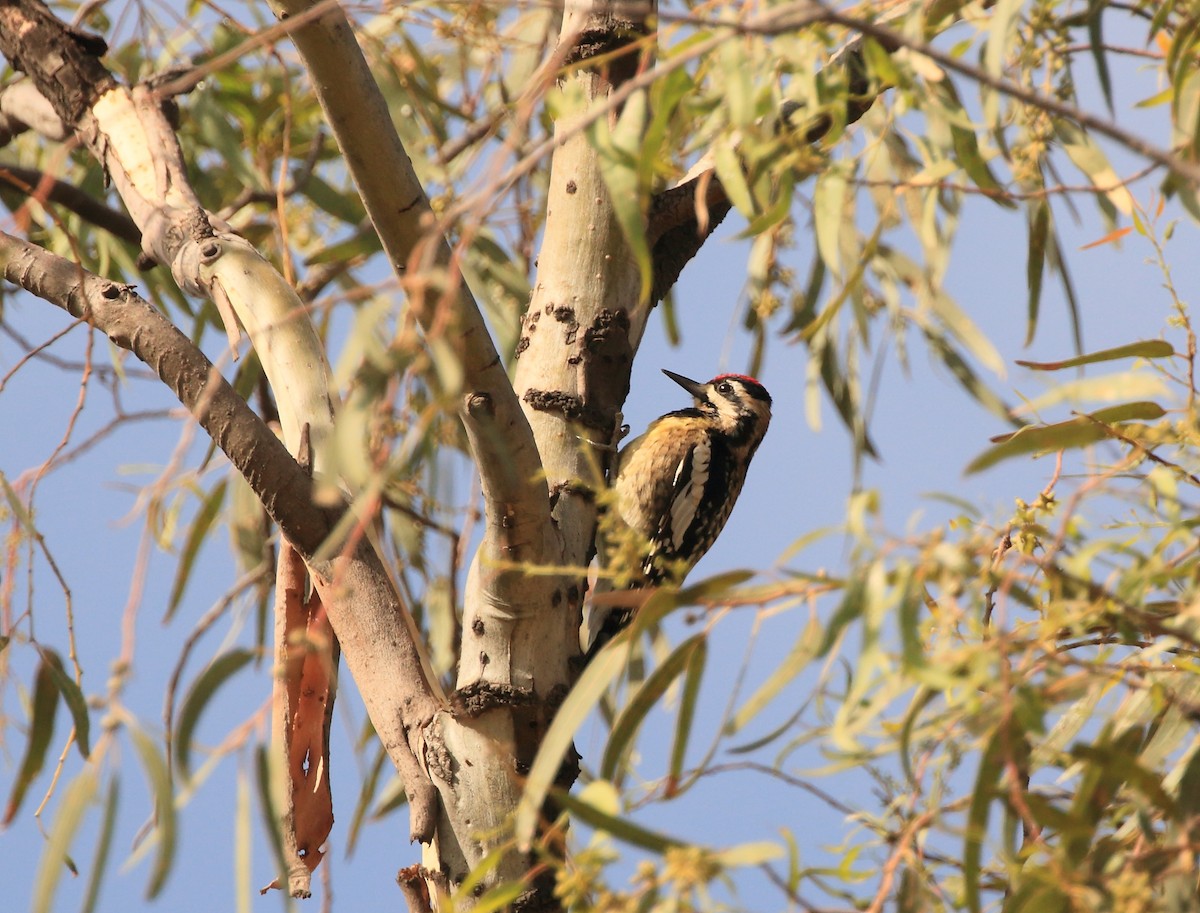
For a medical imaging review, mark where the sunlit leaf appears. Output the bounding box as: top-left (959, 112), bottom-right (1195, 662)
top-left (80, 777), bottom-right (119, 913)
top-left (4, 653), bottom-right (61, 825)
top-left (175, 649), bottom-right (258, 778)
top-left (32, 769), bottom-right (97, 913)
top-left (127, 725), bottom-right (177, 898)
top-left (1016, 340), bottom-right (1175, 371)
top-left (966, 402), bottom-right (1167, 474)
top-left (667, 637), bottom-right (706, 795)
top-left (601, 634), bottom-right (705, 780)
top-left (166, 480), bottom-right (227, 621)
top-left (555, 786), bottom-right (683, 854)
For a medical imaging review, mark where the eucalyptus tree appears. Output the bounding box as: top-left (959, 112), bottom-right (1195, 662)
top-left (2, 2), bottom-right (1200, 912)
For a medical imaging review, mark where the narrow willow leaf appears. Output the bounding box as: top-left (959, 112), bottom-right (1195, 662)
top-left (516, 624), bottom-right (638, 848)
top-left (897, 575), bottom-right (925, 670)
top-left (984, 0), bottom-right (1023, 79)
top-left (714, 840), bottom-right (784, 867)
top-left (929, 290), bottom-right (1005, 377)
top-left (37, 647), bottom-right (90, 758)
top-left (166, 480), bottom-right (227, 621)
top-left (965, 401), bottom-right (1166, 474)
top-left (1016, 340), bottom-right (1175, 371)
top-left (127, 726), bottom-right (177, 898)
top-left (667, 638), bottom-right (706, 794)
top-left (455, 846), bottom-right (510, 904)
top-left (817, 577), bottom-right (866, 658)
top-left (713, 137), bottom-right (754, 217)
top-left (963, 729), bottom-right (1004, 913)
top-left (676, 570), bottom-right (753, 603)
top-left (1013, 372), bottom-right (1168, 416)
top-left (175, 649), bottom-right (257, 778)
top-left (1086, 0), bottom-right (1113, 113)
top-left (899, 689), bottom-right (938, 785)
top-left (346, 746), bottom-right (389, 853)
top-left (235, 770), bottom-right (251, 913)
top-left (812, 167), bottom-right (848, 274)
top-left (592, 89), bottom-right (653, 302)
top-left (554, 787), bottom-right (684, 853)
top-left (728, 615), bottom-right (821, 733)
top-left (4, 654), bottom-right (61, 825)
top-left (254, 745), bottom-right (290, 890)
top-left (80, 777), bottom-right (119, 913)
top-left (32, 770), bottom-right (97, 913)
top-left (1025, 201), bottom-right (1049, 345)
top-left (1055, 121), bottom-right (1134, 216)
top-left (469, 883), bottom-right (525, 913)
top-left (601, 634), bottom-right (705, 780)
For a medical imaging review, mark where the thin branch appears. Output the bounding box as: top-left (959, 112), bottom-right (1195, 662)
top-left (266, 0), bottom-right (551, 564)
top-left (816, 0), bottom-right (1200, 187)
top-left (0, 230), bottom-right (442, 843)
top-left (0, 165), bottom-right (141, 244)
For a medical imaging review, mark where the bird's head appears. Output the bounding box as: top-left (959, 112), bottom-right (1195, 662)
top-left (663, 369), bottom-right (772, 445)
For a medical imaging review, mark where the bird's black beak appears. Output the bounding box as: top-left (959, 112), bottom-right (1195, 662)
top-left (662, 369), bottom-right (707, 402)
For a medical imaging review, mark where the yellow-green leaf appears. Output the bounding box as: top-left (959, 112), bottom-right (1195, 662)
top-left (966, 402), bottom-right (1167, 474)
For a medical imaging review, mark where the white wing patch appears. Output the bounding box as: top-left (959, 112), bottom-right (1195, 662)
top-left (669, 438), bottom-right (710, 551)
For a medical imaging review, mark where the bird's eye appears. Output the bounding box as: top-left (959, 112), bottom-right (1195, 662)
top-left (717, 382), bottom-right (733, 394)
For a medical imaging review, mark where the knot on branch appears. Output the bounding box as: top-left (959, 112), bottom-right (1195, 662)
top-left (523, 388), bottom-right (610, 432)
top-left (449, 681), bottom-right (538, 719)
top-left (466, 391), bottom-right (494, 418)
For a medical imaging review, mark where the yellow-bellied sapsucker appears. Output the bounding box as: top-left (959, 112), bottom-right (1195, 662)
top-left (583, 369), bottom-right (772, 656)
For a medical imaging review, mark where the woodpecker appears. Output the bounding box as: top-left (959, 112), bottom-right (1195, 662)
top-left (583, 369), bottom-right (772, 656)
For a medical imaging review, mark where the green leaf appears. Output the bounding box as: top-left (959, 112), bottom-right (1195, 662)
top-left (346, 746), bottom-right (390, 853)
top-left (38, 648), bottom-right (90, 758)
top-left (1015, 340), bottom-right (1175, 371)
top-left (728, 615), bottom-right (821, 733)
top-left (166, 480), bottom-right (227, 621)
top-left (667, 637), bottom-right (706, 794)
top-left (235, 770), bottom-right (252, 913)
top-left (1086, 0), bottom-right (1113, 113)
top-left (127, 725), bottom-right (177, 898)
top-left (254, 745), bottom-right (290, 892)
top-left (1025, 201), bottom-right (1049, 345)
top-left (175, 649), bottom-right (258, 779)
top-left (713, 137), bottom-right (754, 218)
top-left (555, 786), bottom-right (684, 854)
top-left (812, 166), bottom-right (848, 274)
top-left (817, 576), bottom-right (866, 658)
top-left (516, 607), bottom-right (645, 848)
top-left (32, 769), bottom-right (97, 913)
top-left (937, 82), bottom-right (1013, 208)
top-left (80, 777), bottom-right (119, 913)
top-left (4, 653), bottom-right (61, 825)
top-left (965, 402), bottom-right (1167, 474)
top-left (714, 840), bottom-right (785, 867)
top-left (601, 634), bottom-right (706, 780)
top-left (964, 729), bottom-right (1005, 913)
top-left (1014, 371), bottom-right (1168, 416)
top-left (1055, 121), bottom-right (1133, 216)
top-left (591, 89), bottom-right (653, 303)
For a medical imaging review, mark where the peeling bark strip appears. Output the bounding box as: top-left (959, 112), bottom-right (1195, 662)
top-left (0, 232), bottom-right (442, 849)
top-left (265, 537), bottom-right (338, 898)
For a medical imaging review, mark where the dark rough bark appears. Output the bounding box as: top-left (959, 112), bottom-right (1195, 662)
top-left (0, 0), bottom-right (114, 127)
